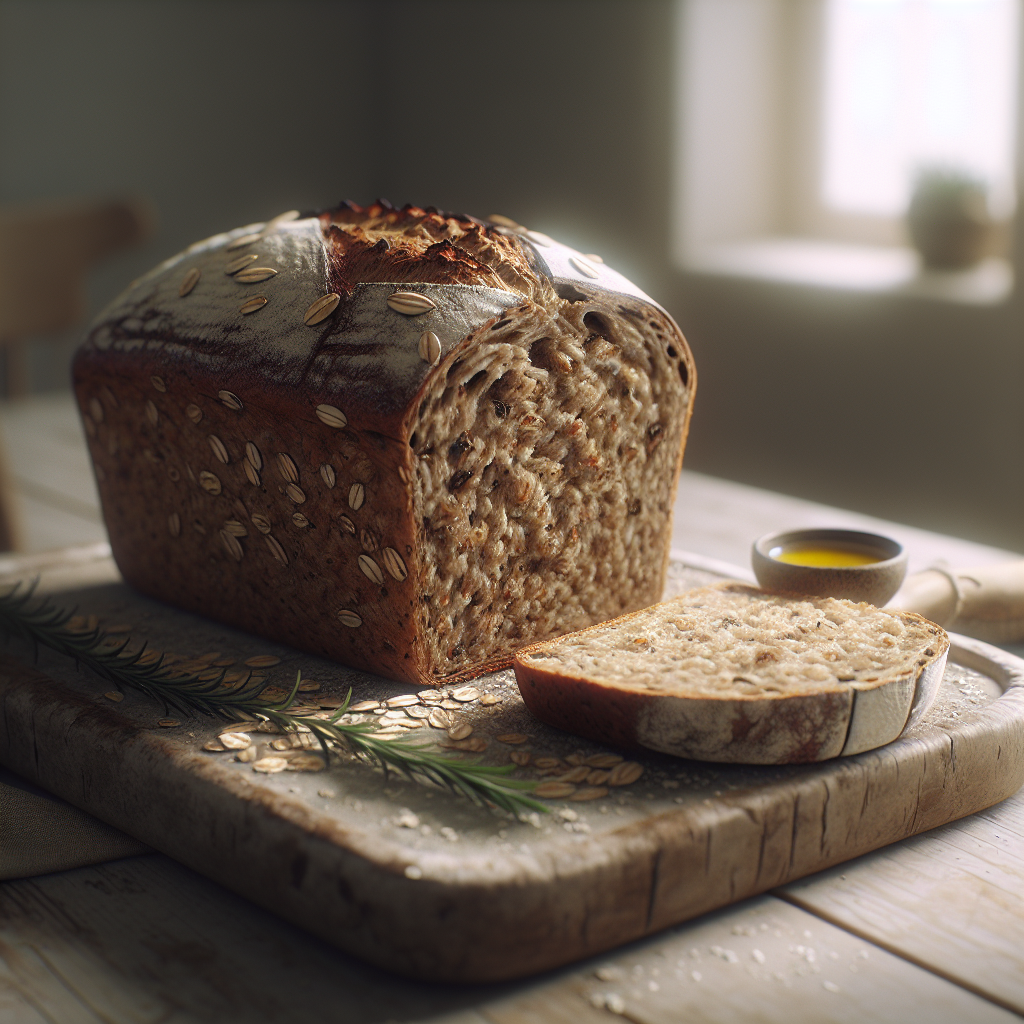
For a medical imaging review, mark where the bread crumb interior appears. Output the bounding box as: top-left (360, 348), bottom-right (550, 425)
top-left (523, 586), bottom-right (943, 697)
top-left (411, 297), bottom-right (690, 680)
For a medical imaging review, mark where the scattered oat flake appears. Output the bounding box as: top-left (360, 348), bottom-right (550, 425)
top-left (104, 691), bottom-right (124, 702)
top-left (560, 766), bottom-right (592, 784)
top-left (600, 993), bottom-right (626, 1015)
top-left (396, 809), bottom-right (420, 828)
top-left (236, 748), bottom-right (257, 762)
top-left (445, 737), bottom-right (487, 752)
top-left (535, 781), bottom-right (577, 799)
top-left (570, 786), bottom-right (608, 802)
top-left (287, 754), bottom-right (325, 772)
top-left (350, 700), bottom-right (381, 712)
top-left (447, 722), bottom-right (473, 741)
top-left (479, 693), bottom-right (502, 705)
top-left (608, 761), bottom-right (644, 786)
top-left (386, 694), bottom-right (420, 708)
top-left (451, 685), bottom-right (480, 702)
top-left (534, 757), bottom-right (562, 769)
top-left (586, 753), bottom-right (624, 768)
top-left (404, 865), bottom-right (423, 879)
top-left (157, 718), bottom-right (180, 728)
top-left (219, 732), bottom-right (251, 750)
top-left (318, 788), bottom-right (336, 798)
top-left (428, 709), bottom-right (452, 730)
top-left (253, 757), bottom-right (289, 773)
top-left (439, 699), bottom-right (461, 710)
top-left (203, 740), bottom-right (226, 752)
top-left (510, 751), bottom-right (532, 766)
top-left (245, 655), bottom-right (281, 667)
top-left (497, 733), bottom-right (528, 745)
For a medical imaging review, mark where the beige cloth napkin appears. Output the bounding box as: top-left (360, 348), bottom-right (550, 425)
top-left (0, 766), bottom-right (149, 880)
top-left (891, 560), bottom-right (1024, 644)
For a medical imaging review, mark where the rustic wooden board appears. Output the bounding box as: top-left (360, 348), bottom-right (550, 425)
top-left (1, 557), bottom-right (1022, 983)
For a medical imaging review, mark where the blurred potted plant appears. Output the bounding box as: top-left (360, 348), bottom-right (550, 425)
top-left (907, 167), bottom-right (993, 270)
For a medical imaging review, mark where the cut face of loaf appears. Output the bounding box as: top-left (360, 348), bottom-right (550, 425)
top-left (412, 301), bottom-right (687, 676)
top-left (513, 583), bottom-right (950, 763)
top-left (73, 202), bottom-right (695, 686)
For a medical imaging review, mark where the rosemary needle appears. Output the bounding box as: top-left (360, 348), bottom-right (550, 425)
top-left (0, 583), bottom-right (547, 816)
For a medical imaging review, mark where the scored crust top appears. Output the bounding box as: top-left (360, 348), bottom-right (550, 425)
top-left (82, 201), bottom-right (676, 439)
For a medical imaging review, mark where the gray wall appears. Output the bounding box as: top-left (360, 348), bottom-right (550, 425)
top-left (0, 0), bottom-right (1020, 550)
top-left (0, 0), bottom-right (374, 380)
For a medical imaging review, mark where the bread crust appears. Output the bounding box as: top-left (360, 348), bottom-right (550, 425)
top-left (73, 203), bottom-right (695, 685)
top-left (513, 583), bottom-right (950, 763)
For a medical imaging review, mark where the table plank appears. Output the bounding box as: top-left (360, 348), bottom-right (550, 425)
top-left (0, 855), bottom-right (1015, 1024)
top-left (484, 895), bottom-right (1019, 1024)
top-left (0, 393), bottom-right (105, 554)
top-left (780, 788), bottom-right (1024, 1015)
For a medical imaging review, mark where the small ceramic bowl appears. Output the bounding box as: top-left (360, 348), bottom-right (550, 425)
top-left (752, 528), bottom-right (908, 606)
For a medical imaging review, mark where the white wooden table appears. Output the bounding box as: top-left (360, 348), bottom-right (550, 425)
top-left (0, 394), bottom-right (1021, 1023)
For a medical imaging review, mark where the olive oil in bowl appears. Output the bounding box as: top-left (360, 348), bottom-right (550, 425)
top-left (753, 528), bottom-right (906, 605)
top-left (769, 544), bottom-right (882, 569)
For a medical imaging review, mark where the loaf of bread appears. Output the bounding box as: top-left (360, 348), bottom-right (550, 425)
top-left (73, 202), bottom-right (695, 686)
top-left (513, 583), bottom-right (949, 763)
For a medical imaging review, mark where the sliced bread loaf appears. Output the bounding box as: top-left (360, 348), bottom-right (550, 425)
top-left (513, 583), bottom-right (949, 763)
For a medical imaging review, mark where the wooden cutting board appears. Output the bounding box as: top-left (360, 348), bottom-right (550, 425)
top-left (1, 552), bottom-right (1022, 983)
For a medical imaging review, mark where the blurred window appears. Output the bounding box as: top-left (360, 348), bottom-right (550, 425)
top-left (822, 0), bottom-right (1019, 218)
top-left (676, 0), bottom-right (1021, 295)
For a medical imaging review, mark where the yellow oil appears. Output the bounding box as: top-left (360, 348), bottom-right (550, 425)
top-left (770, 544), bottom-right (881, 568)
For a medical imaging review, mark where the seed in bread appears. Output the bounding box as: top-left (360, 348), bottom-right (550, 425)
top-left (73, 201), bottom-right (695, 686)
top-left (513, 583), bottom-right (949, 763)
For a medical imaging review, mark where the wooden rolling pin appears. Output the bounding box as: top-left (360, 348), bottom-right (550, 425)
top-left (890, 561), bottom-right (1024, 644)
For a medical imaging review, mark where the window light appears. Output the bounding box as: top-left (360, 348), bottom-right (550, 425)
top-left (822, 0), bottom-right (1019, 217)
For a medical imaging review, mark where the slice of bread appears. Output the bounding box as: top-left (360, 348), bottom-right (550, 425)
top-left (513, 583), bottom-right (949, 764)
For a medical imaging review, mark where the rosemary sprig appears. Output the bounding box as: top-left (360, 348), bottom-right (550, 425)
top-left (0, 582), bottom-right (546, 816)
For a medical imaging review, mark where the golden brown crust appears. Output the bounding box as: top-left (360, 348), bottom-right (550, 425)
top-left (322, 201), bottom-right (544, 299)
top-left (75, 202), bottom-right (695, 685)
